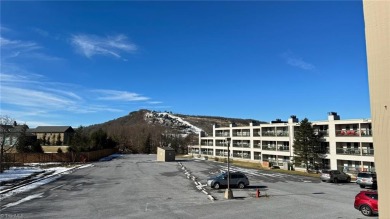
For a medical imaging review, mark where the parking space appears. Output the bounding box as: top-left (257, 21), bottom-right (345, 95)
top-left (0, 155), bottom-right (378, 219)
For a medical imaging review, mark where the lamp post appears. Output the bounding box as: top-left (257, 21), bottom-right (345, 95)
top-left (224, 137), bottom-right (233, 199)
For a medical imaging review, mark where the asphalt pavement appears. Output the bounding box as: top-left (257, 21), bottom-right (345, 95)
top-left (0, 154), bottom-right (377, 219)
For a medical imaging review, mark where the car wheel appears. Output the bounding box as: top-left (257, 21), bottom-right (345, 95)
top-left (360, 205), bottom-right (373, 216)
top-left (333, 178), bottom-right (338, 183)
top-left (214, 182), bottom-right (220, 189)
top-left (346, 177), bottom-right (351, 183)
top-left (238, 182), bottom-right (245, 189)
top-left (359, 185), bottom-right (365, 188)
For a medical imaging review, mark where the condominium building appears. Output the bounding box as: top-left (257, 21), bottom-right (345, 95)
top-left (192, 112), bottom-right (374, 172)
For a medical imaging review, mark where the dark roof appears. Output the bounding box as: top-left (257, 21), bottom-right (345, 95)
top-left (29, 126), bottom-right (74, 133)
top-left (0, 125), bottom-right (29, 133)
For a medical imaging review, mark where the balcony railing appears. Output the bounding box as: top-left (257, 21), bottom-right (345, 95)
top-left (362, 149), bottom-right (374, 156)
top-left (233, 133), bottom-right (251, 137)
top-left (262, 132), bottom-right (276, 136)
top-left (336, 148), bottom-right (361, 155)
top-left (361, 129), bottom-right (373, 137)
top-left (278, 146), bottom-right (290, 151)
top-left (232, 143), bottom-right (250, 148)
top-left (336, 130), bottom-right (360, 137)
top-left (215, 132), bottom-right (230, 137)
top-left (201, 143), bottom-right (213, 146)
top-left (253, 143), bottom-right (261, 148)
top-left (276, 132), bottom-right (289, 137)
top-left (262, 145), bottom-right (276, 150)
top-left (233, 152), bottom-right (250, 159)
top-left (253, 132), bottom-right (261, 137)
top-left (215, 143), bottom-right (227, 147)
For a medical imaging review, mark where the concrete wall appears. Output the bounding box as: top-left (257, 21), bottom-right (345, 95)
top-left (363, 1), bottom-right (390, 217)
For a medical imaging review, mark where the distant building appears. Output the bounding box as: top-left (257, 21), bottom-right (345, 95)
top-left (194, 112), bottom-right (374, 172)
top-left (28, 126), bottom-right (75, 146)
top-left (1, 124), bottom-right (30, 147)
top-left (157, 147), bottom-right (175, 162)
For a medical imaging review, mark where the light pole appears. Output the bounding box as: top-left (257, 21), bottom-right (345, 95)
top-left (224, 137), bottom-right (233, 199)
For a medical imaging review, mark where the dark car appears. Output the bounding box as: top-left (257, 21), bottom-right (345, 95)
top-left (320, 170), bottom-right (351, 183)
top-left (354, 190), bottom-right (378, 216)
top-left (356, 172), bottom-right (377, 188)
top-left (207, 172), bottom-right (249, 189)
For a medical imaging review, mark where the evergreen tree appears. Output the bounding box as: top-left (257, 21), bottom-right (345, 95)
top-left (31, 141), bottom-right (44, 153)
top-left (56, 134), bottom-right (62, 145)
top-left (69, 126), bottom-right (90, 152)
top-left (90, 128), bottom-right (107, 150)
top-left (15, 125), bottom-right (31, 153)
top-left (293, 118), bottom-right (325, 172)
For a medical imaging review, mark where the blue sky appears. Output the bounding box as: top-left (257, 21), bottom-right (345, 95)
top-left (1, 1), bottom-right (370, 128)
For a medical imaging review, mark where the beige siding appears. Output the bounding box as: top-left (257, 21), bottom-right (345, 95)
top-left (363, 1), bottom-right (390, 217)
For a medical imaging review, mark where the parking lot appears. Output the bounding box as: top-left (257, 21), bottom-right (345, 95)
top-left (0, 154), bottom-right (377, 219)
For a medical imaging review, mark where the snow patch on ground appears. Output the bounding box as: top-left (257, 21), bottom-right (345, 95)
top-left (0, 167), bottom-right (43, 182)
top-left (2, 192), bottom-right (44, 209)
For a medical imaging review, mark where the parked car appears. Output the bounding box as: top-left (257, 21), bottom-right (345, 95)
top-left (356, 172), bottom-right (377, 188)
top-left (320, 170), bottom-right (351, 183)
top-left (207, 172), bottom-right (249, 189)
top-left (354, 190), bottom-right (378, 216)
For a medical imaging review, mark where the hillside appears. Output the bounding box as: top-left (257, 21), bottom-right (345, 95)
top-left (85, 109), bottom-right (263, 136)
top-left (82, 109), bottom-right (265, 153)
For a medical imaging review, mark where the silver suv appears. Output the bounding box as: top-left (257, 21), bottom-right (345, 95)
top-left (320, 170), bottom-right (351, 183)
top-left (356, 172), bottom-right (377, 188)
top-left (207, 172), bottom-right (249, 189)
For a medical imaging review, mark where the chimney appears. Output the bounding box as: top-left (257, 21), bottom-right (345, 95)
top-left (288, 115), bottom-right (299, 123)
top-left (328, 112), bottom-right (340, 120)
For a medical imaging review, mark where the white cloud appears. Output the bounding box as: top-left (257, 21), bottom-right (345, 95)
top-left (31, 27), bottom-right (49, 37)
top-left (281, 51), bottom-right (315, 70)
top-left (147, 101), bottom-right (163, 104)
top-left (1, 86), bottom-right (77, 109)
top-left (0, 36), bottom-right (62, 61)
top-left (93, 89), bottom-right (150, 101)
top-left (0, 37), bottom-right (40, 51)
top-left (71, 34), bottom-right (137, 59)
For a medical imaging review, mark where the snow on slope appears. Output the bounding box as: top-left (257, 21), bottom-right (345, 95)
top-left (145, 112), bottom-right (203, 134)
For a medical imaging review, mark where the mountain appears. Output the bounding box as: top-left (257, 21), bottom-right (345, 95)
top-left (83, 109), bottom-right (264, 153)
top-left (85, 109), bottom-right (263, 136)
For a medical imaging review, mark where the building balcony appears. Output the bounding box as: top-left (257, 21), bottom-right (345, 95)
top-left (232, 153), bottom-right (250, 159)
top-left (360, 129), bottom-right (373, 137)
top-left (233, 132), bottom-right (251, 137)
top-left (253, 143), bottom-right (261, 148)
top-left (262, 132), bottom-right (276, 137)
top-left (335, 130), bottom-right (360, 137)
top-left (253, 132), bottom-right (261, 137)
top-left (232, 143), bottom-right (250, 148)
top-left (215, 133), bottom-right (230, 137)
top-left (362, 149), bottom-right (374, 156)
top-left (278, 146), bottom-right (290, 151)
top-left (276, 132), bottom-right (289, 136)
top-left (262, 145), bottom-right (276, 151)
top-left (336, 148), bottom-right (361, 155)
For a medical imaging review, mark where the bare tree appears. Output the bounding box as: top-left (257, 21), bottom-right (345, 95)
top-left (1, 116), bottom-right (18, 172)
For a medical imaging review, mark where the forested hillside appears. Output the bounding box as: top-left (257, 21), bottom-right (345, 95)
top-left (82, 109), bottom-right (262, 154)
